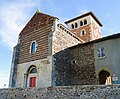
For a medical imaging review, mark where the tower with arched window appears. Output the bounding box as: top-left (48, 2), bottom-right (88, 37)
top-left (65, 12), bottom-right (103, 42)
top-left (9, 10), bottom-right (120, 88)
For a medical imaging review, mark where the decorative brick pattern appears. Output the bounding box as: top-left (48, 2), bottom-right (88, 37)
top-left (19, 13), bottom-right (57, 36)
top-left (18, 13), bottom-right (56, 64)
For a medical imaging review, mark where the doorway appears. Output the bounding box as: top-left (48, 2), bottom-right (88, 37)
top-left (30, 77), bottom-right (36, 87)
top-left (99, 70), bottom-right (110, 84)
top-left (26, 65), bottom-right (37, 88)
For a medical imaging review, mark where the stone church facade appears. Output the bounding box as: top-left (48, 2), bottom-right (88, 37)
top-left (9, 10), bottom-right (120, 88)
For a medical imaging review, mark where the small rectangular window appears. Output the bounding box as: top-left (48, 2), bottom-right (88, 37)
top-left (97, 48), bottom-right (105, 58)
top-left (71, 60), bottom-right (76, 65)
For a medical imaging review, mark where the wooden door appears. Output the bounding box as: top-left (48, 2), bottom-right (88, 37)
top-left (30, 77), bottom-right (36, 87)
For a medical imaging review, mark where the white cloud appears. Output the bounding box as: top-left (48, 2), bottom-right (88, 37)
top-left (0, 0), bottom-right (41, 88)
top-left (0, 0), bottom-right (40, 50)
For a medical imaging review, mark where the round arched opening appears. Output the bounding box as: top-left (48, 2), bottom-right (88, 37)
top-left (26, 65), bottom-right (37, 88)
top-left (99, 70), bottom-right (110, 84)
top-left (27, 65), bottom-right (37, 74)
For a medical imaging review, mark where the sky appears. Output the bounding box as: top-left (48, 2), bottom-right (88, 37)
top-left (0, 0), bottom-right (120, 88)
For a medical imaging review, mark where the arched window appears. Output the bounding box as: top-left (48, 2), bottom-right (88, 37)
top-left (29, 68), bottom-right (37, 74)
top-left (75, 22), bottom-right (78, 28)
top-left (27, 65), bottom-right (37, 88)
top-left (71, 24), bottom-right (74, 29)
top-left (31, 41), bottom-right (36, 54)
top-left (28, 65), bottom-right (37, 74)
top-left (81, 29), bottom-right (86, 36)
top-left (84, 19), bottom-right (87, 25)
top-left (80, 21), bottom-right (83, 26)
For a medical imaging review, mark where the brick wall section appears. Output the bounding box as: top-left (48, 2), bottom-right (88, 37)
top-left (0, 85), bottom-right (120, 99)
top-left (71, 24), bottom-right (91, 42)
top-left (20, 13), bottom-right (57, 35)
top-left (18, 25), bottom-right (52, 64)
top-left (53, 43), bottom-right (96, 86)
top-left (18, 13), bottom-right (56, 64)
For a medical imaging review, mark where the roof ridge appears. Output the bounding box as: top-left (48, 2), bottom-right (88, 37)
top-left (65, 11), bottom-right (103, 26)
top-left (36, 12), bottom-right (59, 20)
top-left (19, 12), bottom-right (58, 36)
top-left (68, 33), bottom-right (120, 49)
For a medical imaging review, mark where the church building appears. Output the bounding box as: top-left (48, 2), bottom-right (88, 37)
top-left (9, 10), bottom-right (120, 88)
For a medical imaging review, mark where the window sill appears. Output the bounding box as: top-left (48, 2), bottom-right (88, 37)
top-left (30, 53), bottom-right (36, 55)
top-left (81, 34), bottom-right (86, 36)
top-left (97, 56), bottom-right (106, 60)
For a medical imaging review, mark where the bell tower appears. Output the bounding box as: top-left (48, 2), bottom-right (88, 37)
top-left (65, 12), bottom-right (103, 42)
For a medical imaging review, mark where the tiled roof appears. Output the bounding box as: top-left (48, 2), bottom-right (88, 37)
top-left (19, 12), bottom-right (58, 36)
top-left (65, 11), bottom-right (103, 27)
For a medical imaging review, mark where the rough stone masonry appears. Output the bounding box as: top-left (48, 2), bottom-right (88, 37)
top-left (0, 85), bottom-right (120, 99)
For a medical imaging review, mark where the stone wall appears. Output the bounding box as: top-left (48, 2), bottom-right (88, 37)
top-left (70, 43), bottom-right (96, 85)
top-left (9, 44), bottom-right (20, 88)
top-left (52, 24), bottom-right (82, 86)
top-left (16, 57), bottom-right (52, 88)
top-left (52, 24), bottom-right (80, 54)
top-left (53, 42), bottom-right (96, 86)
top-left (53, 49), bottom-right (71, 86)
top-left (0, 85), bottom-right (120, 99)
